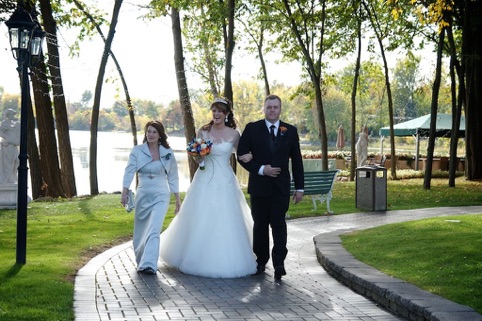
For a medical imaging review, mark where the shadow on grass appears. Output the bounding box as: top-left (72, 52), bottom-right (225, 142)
top-left (1, 263), bottom-right (23, 282)
top-left (78, 197), bottom-right (95, 217)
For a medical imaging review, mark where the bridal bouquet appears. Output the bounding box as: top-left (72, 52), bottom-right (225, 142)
top-left (187, 138), bottom-right (213, 170)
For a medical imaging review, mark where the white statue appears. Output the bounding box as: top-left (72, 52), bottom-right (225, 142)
top-left (0, 109), bottom-right (21, 184)
top-left (355, 131), bottom-right (368, 168)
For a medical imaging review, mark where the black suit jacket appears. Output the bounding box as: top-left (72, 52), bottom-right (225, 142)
top-left (237, 120), bottom-right (304, 197)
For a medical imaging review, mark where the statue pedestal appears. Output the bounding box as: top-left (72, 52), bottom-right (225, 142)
top-left (0, 184), bottom-right (19, 209)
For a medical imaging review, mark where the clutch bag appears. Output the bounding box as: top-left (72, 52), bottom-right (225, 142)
top-left (125, 189), bottom-right (135, 213)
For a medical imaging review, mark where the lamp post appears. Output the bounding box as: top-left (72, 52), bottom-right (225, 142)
top-left (6, 5), bottom-right (45, 265)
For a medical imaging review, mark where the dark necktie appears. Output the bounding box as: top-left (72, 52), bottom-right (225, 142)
top-left (270, 125), bottom-right (276, 141)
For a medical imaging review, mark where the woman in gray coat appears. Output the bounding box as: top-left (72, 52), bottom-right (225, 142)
top-left (121, 121), bottom-right (181, 275)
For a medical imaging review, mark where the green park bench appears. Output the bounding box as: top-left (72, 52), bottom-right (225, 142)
top-left (290, 170), bottom-right (340, 213)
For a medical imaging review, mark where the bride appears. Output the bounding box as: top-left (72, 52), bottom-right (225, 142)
top-left (160, 97), bottom-right (257, 278)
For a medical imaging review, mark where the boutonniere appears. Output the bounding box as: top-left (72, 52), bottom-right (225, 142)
top-left (161, 153), bottom-right (172, 160)
top-left (280, 126), bottom-right (288, 136)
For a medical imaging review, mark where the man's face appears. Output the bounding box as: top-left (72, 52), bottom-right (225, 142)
top-left (264, 98), bottom-right (281, 123)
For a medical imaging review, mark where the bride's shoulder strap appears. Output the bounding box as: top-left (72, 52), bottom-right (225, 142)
top-left (226, 128), bottom-right (240, 143)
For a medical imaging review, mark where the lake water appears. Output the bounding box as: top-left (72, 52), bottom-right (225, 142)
top-left (25, 130), bottom-right (322, 197)
top-left (26, 130), bottom-right (252, 197)
top-left (68, 130), bottom-right (192, 195)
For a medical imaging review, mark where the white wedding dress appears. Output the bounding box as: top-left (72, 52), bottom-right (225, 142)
top-left (160, 140), bottom-right (257, 278)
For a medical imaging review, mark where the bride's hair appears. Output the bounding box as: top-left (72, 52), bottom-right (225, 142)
top-left (201, 97), bottom-right (237, 131)
top-left (143, 120), bottom-right (171, 149)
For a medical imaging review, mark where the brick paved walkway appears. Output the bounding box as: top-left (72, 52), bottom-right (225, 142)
top-left (74, 206), bottom-right (482, 321)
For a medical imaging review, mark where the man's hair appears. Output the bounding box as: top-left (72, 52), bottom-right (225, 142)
top-left (264, 94), bottom-right (282, 107)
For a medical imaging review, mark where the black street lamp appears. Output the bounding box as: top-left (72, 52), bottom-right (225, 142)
top-left (5, 5), bottom-right (45, 264)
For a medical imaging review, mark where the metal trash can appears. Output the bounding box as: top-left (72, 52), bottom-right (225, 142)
top-left (356, 165), bottom-right (387, 211)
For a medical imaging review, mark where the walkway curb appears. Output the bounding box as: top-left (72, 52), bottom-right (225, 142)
top-left (314, 229), bottom-right (482, 321)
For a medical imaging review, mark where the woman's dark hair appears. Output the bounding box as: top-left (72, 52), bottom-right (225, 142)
top-left (143, 120), bottom-right (170, 149)
top-left (201, 97), bottom-right (237, 131)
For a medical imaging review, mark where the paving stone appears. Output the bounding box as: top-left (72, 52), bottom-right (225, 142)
top-left (74, 206), bottom-right (482, 321)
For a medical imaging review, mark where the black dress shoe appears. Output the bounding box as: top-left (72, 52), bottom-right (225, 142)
top-left (274, 267), bottom-right (286, 280)
top-left (255, 265), bottom-right (266, 275)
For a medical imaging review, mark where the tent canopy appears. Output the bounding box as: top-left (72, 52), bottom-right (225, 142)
top-left (379, 113), bottom-right (465, 138)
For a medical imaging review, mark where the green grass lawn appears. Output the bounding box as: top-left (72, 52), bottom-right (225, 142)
top-left (288, 173), bottom-right (482, 217)
top-left (341, 214), bottom-right (482, 314)
top-left (0, 176), bottom-right (481, 320)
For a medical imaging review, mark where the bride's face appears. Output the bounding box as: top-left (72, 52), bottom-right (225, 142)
top-left (211, 107), bottom-right (226, 125)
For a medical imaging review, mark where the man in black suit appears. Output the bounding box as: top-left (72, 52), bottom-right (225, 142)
top-left (237, 94), bottom-right (304, 281)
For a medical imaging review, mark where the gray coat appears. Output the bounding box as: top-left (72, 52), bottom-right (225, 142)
top-left (122, 143), bottom-right (179, 193)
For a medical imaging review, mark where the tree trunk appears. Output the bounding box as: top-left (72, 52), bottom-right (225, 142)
top-left (379, 42), bottom-right (396, 179)
top-left (72, 0), bottom-right (138, 147)
top-left (314, 80), bottom-right (328, 170)
top-left (197, 5), bottom-right (220, 98)
top-left (203, 42), bottom-right (220, 98)
top-left (240, 17), bottom-right (270, 95)
top-left (27, 96), bottom-right (44, 199)
top-left (446, 25), bottom-right (463, 187)
top-left (281, 0), bottom-right (328, 169)
top-left (362, 0), bottom-right (397, 179)
top-left (224, 0), bottom-right (237, 172)
top-left (350, 13), bottom-right (362, 181)
top-left (171, 7), bottom-right (197, 180)
top-left (22, 1), bottom-right (44, 199)
top-left (423, 29), bottom-right (445, 189)
top-left (257, 27), bottom-right (270, 96)
top-left (89, 0), bottom-right (123, 195)
top-left (463, 0), bottom-right (482, 180)
top-left (30, 58), bottom-right (65, 198)
top-left (113, 52), bottom-right (138, 146)
top-left (39, 0), bottom-right (77, 197)
top-left (223, 0), bottom-right (235, 102)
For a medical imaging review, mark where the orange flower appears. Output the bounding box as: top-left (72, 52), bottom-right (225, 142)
top-left (280, 126), bottom-right (288, 136)
top-left (187, 138), bottom-right (213, 170)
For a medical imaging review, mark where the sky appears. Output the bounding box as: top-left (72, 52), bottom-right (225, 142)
top-left (1, 1), bottom-right (437, 110)
top-left (0, 1), bottom-right (305, 109)
top-left (1, 2), bottom-right (194, 107)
